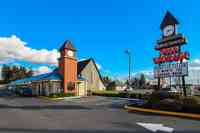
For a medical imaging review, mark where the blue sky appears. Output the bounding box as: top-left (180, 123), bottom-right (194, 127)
top-left (0, 0), bottom-right (199, 78)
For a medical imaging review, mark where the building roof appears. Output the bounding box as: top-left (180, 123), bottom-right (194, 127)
top-left (10, 73), bottom-right (52, 85)
top-left (160, 11), bottom-right (179, 30)
top-left (59, 40), bottom-right (76, 51)
top-left (10, 71), bottom-right (87, 85)
top-left (77, 58), bottom-right (104, 83)
top-left (77, 58), bottom-right (92, 75)
top-left (39, 72), bottom-right (62, 81)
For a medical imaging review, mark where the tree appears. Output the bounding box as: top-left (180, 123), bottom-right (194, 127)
top-left (102, 76), bottom-right (112, 87)
top-left (130, 78), bottom-right (140, 89)
top-left (106, 81), bottom-right (116, 91)
top-left (1, 65), bottom-right (34, 83)
top-left (67, 82), bottom-right (75, 91)
top-left (1, 65), bottom-right (12, 83)
top-left (139, 74), bottom-right (146, 89)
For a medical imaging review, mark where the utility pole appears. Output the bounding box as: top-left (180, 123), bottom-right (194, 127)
top-left (125, 50), bottom-right (132, 90)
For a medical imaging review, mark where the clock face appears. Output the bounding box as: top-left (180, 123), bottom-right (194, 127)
top-left (163, 25), bottom-right (175, 37)
top-left (67, 50), bottom-right (74, 57)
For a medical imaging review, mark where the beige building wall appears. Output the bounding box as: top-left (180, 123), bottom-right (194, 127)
top-left (78, 81), bottom-right (87, 96)
top-left (80, 61), bottom-right (105, 91)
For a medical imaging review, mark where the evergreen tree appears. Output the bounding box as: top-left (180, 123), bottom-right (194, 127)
top-left (1, 65), bottom-right (34, 83)
top-left (139, 74), bottom-right (146, 89)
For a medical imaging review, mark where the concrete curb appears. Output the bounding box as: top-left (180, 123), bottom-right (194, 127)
top-left (63, 96), bottom-right (83, 100)
top-left (124, 105), bottom-right (200, 120)
top-left (38, 96), bottom-right (64, 101)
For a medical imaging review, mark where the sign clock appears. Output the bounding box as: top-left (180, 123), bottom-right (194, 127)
top-left (163, 25), bottom-right (175, 37)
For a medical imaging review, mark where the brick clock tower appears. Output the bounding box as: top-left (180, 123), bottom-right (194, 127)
top-left (58, 40), bottom-right (77, 94)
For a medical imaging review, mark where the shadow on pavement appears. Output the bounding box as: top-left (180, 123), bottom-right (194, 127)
top-left (0, 104), bottom-right (91, 110)
top-left (0, 128), bottom-right (198, 133)
top-left (0, 128), bottom-right (148, 133)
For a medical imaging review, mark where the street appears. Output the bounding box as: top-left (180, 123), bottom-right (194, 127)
top-left (0, 89), bottom-right (199, 133)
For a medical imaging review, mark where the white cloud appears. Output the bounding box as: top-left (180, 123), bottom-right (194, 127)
top-left (194, 59), bottom-right (200, 64)
top-left (189, 58), bottom-right (200, 68)
top-left (78, 58), bottom-right (88, 62)
top-left (96, 63), bottom-right (102, 70)
top-left (34, 66), bottom-right (53, 76)
top-left (0, 35), bottom-right (60, 65)
top-left (134, 70), bottom-right (154, 80)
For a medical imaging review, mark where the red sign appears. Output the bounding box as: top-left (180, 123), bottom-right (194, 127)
top-left (153, 52), bottom-right (189, 64)
top-left (160, 46), bottom-right (179, 55)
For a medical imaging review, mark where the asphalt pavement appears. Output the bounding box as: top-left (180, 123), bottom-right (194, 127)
top-left (0, 89), bottom-right (199, 133)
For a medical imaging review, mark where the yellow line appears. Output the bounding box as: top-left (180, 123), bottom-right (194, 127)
top-left (125, 105), bottom-right (200, 120)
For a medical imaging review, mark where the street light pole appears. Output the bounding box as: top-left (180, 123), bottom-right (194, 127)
top-left (125, 50), bottom-right (131, 89)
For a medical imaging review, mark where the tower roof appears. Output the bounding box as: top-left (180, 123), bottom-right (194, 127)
top-left (59, 40), bottom-right (76, 51)
top-left (160, 11), bottom-right (179, 30)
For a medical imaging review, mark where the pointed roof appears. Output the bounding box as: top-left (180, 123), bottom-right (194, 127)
top-left (77, 58), bottom-right (104, 83)
top-left (59, 40), bottom-right (76, 51)
top-left (77, 58), bottom-right (92, 75)
top-left (160, 11), bottom-right (179, 30)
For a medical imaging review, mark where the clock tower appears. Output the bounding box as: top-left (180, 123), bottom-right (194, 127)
top-left (58, 40), bottom-right (77, 94)
top-left (160, 11), bottom-right (179, 38)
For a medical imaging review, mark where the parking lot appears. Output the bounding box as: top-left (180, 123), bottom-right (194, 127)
top-left (0, 89), bottom-right (200, 133)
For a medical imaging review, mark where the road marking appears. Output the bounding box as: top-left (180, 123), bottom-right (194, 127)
top-left (137, 122), bottom-right (174, 133)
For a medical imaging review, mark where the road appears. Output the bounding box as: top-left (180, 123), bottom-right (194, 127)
top-left (0, 89), bottom-right (199, 133)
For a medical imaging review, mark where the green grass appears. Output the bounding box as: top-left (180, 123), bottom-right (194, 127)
top-left (48, 92), bottom-right (75, 98)
top-left (92, 90), bottom-right (119, 94)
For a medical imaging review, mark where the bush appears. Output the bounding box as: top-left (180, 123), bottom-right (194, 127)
top-left (49, 93), bottom-right (59, 98)
top-left (155, 98), bottom-right (182, 111)
top-left (63, 92), bottom-right (75, 97)
top-left (92, 90), bottom-right (151, 99)
top-left (180, 97), bottom-right (199, 105)
top-left (49, 92), bottom-right (75, 98)
top-left (106, 81), bottom-right (116, 91)
top-left (92, 90), bottom-right (126, 97)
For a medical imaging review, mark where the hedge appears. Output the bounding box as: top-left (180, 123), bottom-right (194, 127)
top-left (92, 90), bottom-right (150, 99)
top-left (49, 92), bottom-right (75, 98)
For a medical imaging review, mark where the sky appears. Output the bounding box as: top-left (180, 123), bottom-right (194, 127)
top-left (0, 0), bottom-right (200, 79)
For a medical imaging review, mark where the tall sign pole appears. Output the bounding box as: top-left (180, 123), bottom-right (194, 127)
top-left (153, 11), bottom-right (189, 96)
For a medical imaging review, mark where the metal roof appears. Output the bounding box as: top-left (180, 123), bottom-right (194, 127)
top-left (10, 72), bottom-right (86, 85)
top-left (10, 73), bottom-right (58, 85)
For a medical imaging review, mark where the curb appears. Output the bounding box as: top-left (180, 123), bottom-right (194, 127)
top-left (38, 96), bottom-right (64, 101)
top-left (124, 105), bottom-right (200, 120)
top-left (63, 96), bottom-right (83, 100)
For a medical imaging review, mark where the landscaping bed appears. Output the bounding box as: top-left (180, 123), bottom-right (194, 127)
top-left (48, 92), bottom-right (75, 98)
top-left (128, 92), bottom-right (200, 114)
top-left (92, 90), bottom-right (150, 99)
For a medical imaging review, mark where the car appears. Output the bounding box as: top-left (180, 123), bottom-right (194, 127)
top-left (17, 88), bottom-right (32, 97)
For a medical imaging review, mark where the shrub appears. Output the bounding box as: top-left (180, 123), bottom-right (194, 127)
top-left (92, 90), bottom-right (151, 99)
top-left (180, 96), bottom-right (199, 105)
top-left (106, 81), bottom-right (116, 91)
top-left (63, 92), bottom-right (75, 97)
top-left (67, 82), bottom-right (75, 91)
top-left (49, 92), bottom-right (75, 98)
top-left (49, 93), bottom-right (59, 98)
top-left (156, 98), bottom-right (182, 111)
top-left (118, 92), bottom-right (128, 98)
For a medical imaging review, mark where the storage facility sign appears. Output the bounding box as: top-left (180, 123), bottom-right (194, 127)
top-left (153, 11), bottom-right (189, 78)
top-left (154, 62), bottom-right (188, 78)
